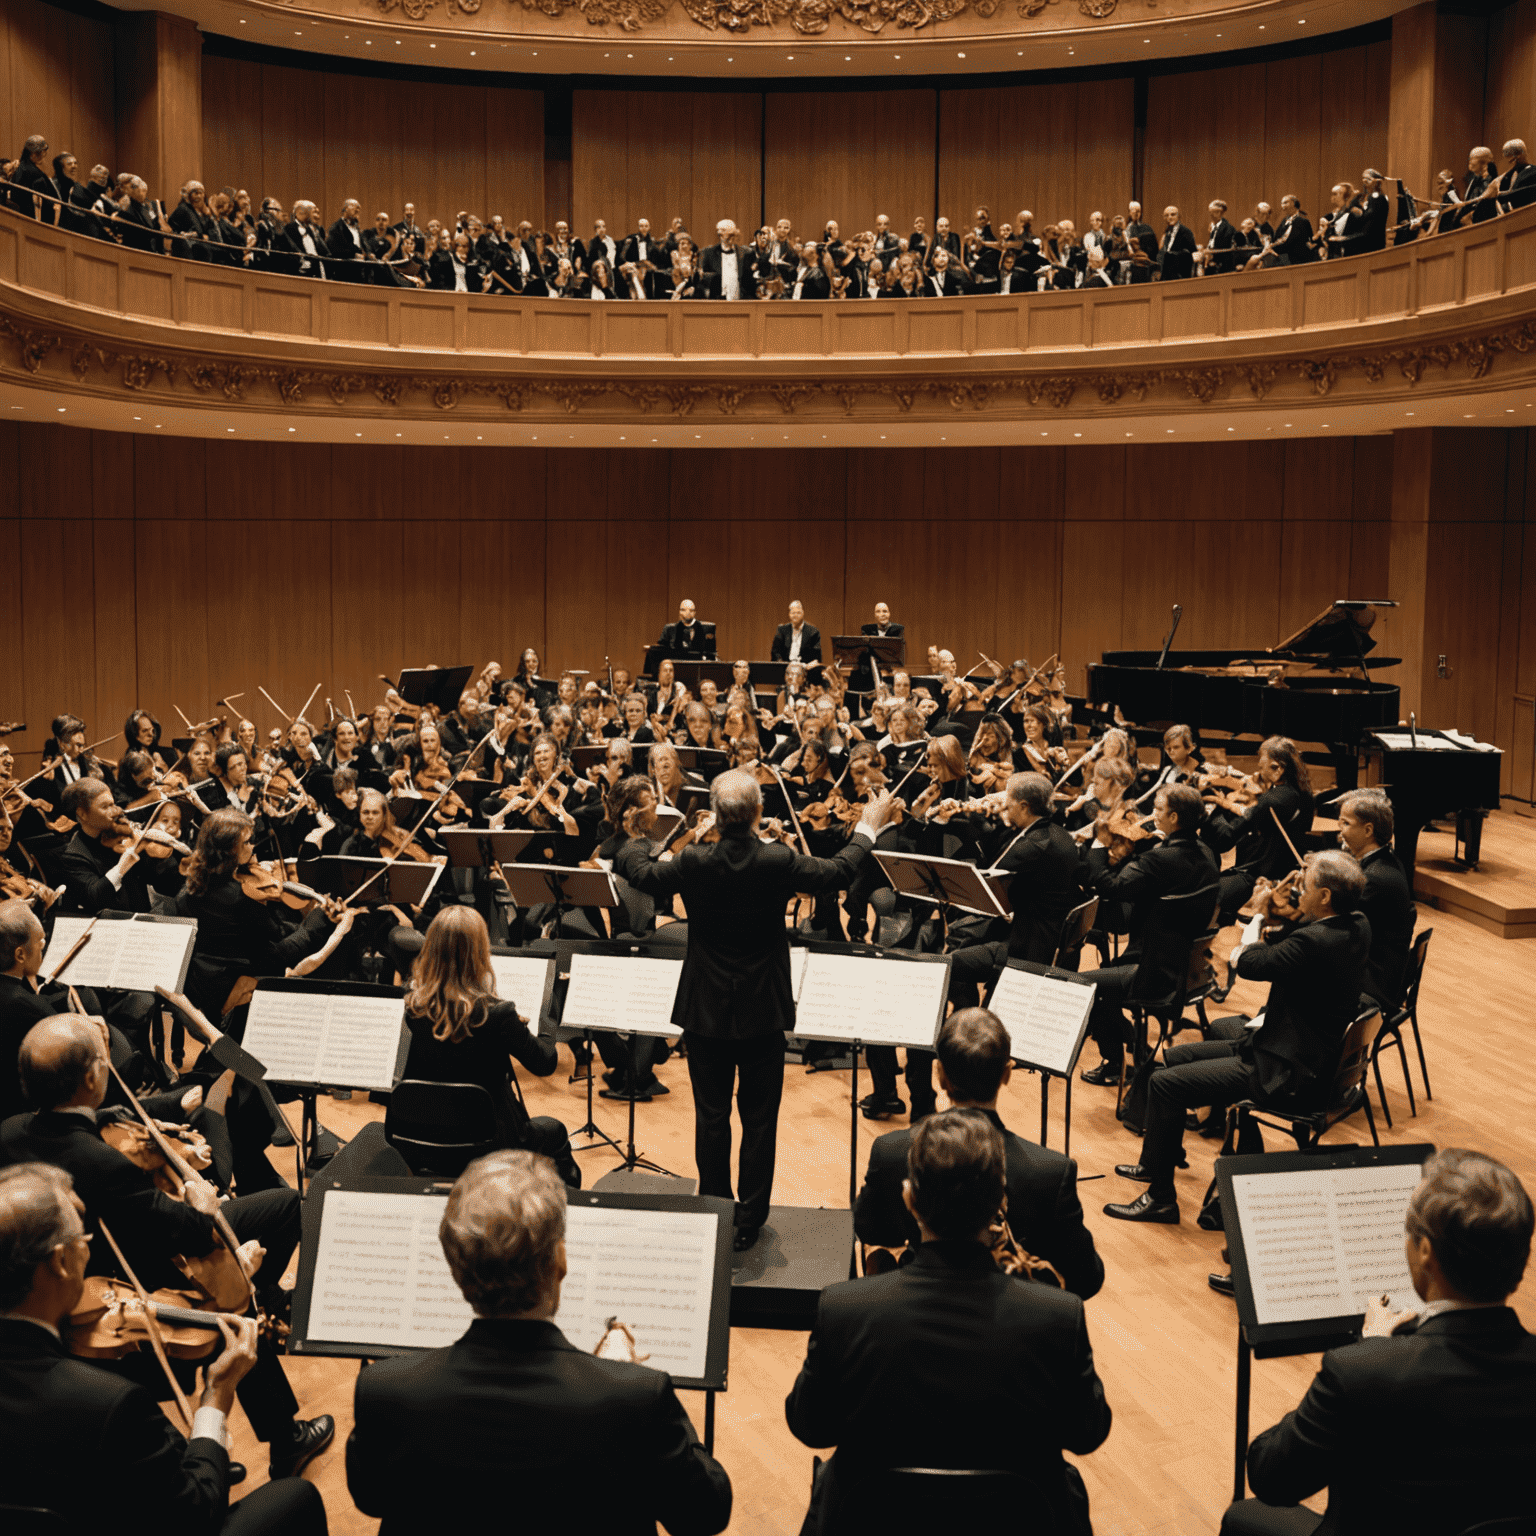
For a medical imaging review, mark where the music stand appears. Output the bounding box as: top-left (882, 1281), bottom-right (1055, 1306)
top-left (873, 851), bottom-right (1012, 930)
top-left (304, 856), bottom-right (443, 910)
top-left (983, 959), bottom-right (1096, 1155)
top-left (395, 666), bottom-right (474, 715)
top-left (528, 936), bottom-right (624, 1159)
top-left (669, 659), bottom-right (734, 693)
top-left (499, 863), bottom-right (619, 940)
top-left (832, 634), bottom-right (905, 697)
top-left (572, 743), bottom-right (650, 779)
top-left (559, 940), bottom-right (686, 1178)
top-left (673, 747), bottom-right (730, 782)
top-left (436, 828), bottom-right (546, 870)
top-left (791, 940), bottom-right (951, 1207)
top-left (1218, 1142), bottom-right (1434, 1501)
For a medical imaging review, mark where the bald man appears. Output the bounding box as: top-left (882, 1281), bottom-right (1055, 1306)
top-left (771, 600), bottom-right (822, 666)
top-left (659, 598), bottom-right (711, 659)
top-left (1, 1016), bottom-right (332, 1479)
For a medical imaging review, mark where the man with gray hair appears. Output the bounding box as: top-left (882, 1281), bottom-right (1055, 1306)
top-left (617, 770), bottom-right (895, 1251)
top-left (0, 1162), bottom-right (325, 1533)
top-left (347, 1150), bottom-right (732, 1533)
top-left (1497, 137), bottom-right (1536, 211)
top-left (700, 219), bottom-right (754, 301)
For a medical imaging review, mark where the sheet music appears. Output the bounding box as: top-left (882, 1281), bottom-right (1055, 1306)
top-left (794, 952), bottom-right (947, 1049)
top-left (554, 1204), bottom-right (717, 1380)
top-left (243, 990), bottom-right (405, 1090)
top-left (1232, 1161), bottom-right (1425, 1326)
top-left (987, 968), bottom-right (1095, 1077)
top-left (43, 915), bottom-right (195, 993)
top-left (305, 1191), bottom-right (718, 1378)
top-left (563, 953), bottom-right (684, 1038)
top-left (306, 1190), bottom-right (471, 1349)
top-left (489, 955), bottom-right (553, 1036)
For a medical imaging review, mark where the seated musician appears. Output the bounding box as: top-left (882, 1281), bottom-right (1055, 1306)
top-left (1145, 723), bottom-right (1205, 792)
top-left (346, 1149), bottom-right (732, 1534)
top-left (400, 908), bottom-right (579, 1187)
top-left (33, 713), bottom-right (101, 816)
top-left (177, 810), bottom-right (356, 1021)
top-left (1225, 1149), bottom-right (1536, 1536)
top-left (1064, 756), bottom-right (1135, 839)
top-left (1335, 789), bottom-right (1416, 1011)
top-left (340, 789), bottom-right (445, 978)
top-left (1076, 783), bottom-right (1220, 1087)
top-left (1202, 735), bottom-right (1314, 928)
top-left (1, 1016), bottom-right (334, 1478)
top-left (658, 597), bottom-right (712, 659)
top-left (1103, 851), bottom-right (1369, 1224)
top-left (435, 690), bottom-right (487, 763)
top-left (854, 1010), bottom-right (1103, 1300)
top-left (787, 1110), bottom-right (1111, 1535)
top-left (944, 770), bottom-right (1084, 1003)
top-left (771, 599), bottom-right (822, 666)
top-left (0, 1162), bottom-right (329, 1535)
top-left (1017, 704), bottom-right (1067, 776)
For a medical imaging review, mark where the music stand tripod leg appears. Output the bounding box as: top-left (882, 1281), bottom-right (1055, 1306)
top-left (849, 1040), bottom-right (860, 1211)
top-left (617, 1032), bottom-right (676, 1177)
top-left (1233, 1328), bottom-right (1252, 1503)
top-left (569, 1029), bottom-right (623, 1157)
top-left (704, 1389), bottom-right (716, 1455)
top-left (1040, 1071), bottom-right (1050, 1150)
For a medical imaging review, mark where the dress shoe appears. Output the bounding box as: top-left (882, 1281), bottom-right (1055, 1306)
top-left (636, 1076), bottom-right (669, 1097)
top-left (859, 1094), bottom-right (904, 1120)
top-left (1115, 1162), bottom-right (1154, 1183)
top-left (1208, 1272), bottom-right (1236, 1297)
top-left (1103, 1192), bottom-right (1180, 1223)
top-left (732, 1226), bottom-right (762, 1253)
top-left (268, 1414), bottom-right (335, 1480)
top-left (229, 1462), bottom-right (247, 1486)
top-left (600, 1081), bottom-right (652, 1102)
top-left (1081, 1061), bottom-right (1123, 1087)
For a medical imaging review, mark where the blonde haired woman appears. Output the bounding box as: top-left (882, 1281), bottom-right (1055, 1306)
top-left (402, 906), bottom-right (579, 1186)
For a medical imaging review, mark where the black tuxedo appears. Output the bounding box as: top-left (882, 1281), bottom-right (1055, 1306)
top-left (621, 232), bottom-right (662, 269)
top-left (783, 262), bottom-right (829, 300)
top-left (429, 251), bottom-right (486, 292)
top-left (284, 220), bottom-right (330, 277)
top-left (326, 216), bottom-right (372, 281)
top-left (771, 622), bottom-right (822, 664)
top-left (1235, 1308), bottom-right (1536, 1536)
top-left (70, 179), bottom-right (112, 239)
top-left (348, 1317), bottom-right (730, 1535)
top-left (1159, 222), bottom-right (1197, 280)
top-left (254, 216), bottom-right (301, 275)
top-left (924, 267), bottom-right (970, 298)
top-left (859, 622), bottom-right (904, 638)
top-left (582, 232), bottom-right (621, 273)
top-left (61, 828), bottom-right (183, 915)
top-left (699, 242), bottom-right (756, 301)
top-left (786, 1240), bottom-right (1110, 1535)
top-left (1498, 161), bottom-right (1536, 211)
top-left (1204, 217), bottom-right (1238, 272)
top-left (117, 197), bottom-right (169, 254)
top-left (0, 1319), bottom-right (322, 1536)
top-left (1356, 846), bottom-right (1414, 1008)
top-left (1125, 221), bottom-right (1158, 282)
top-left (617, 824), bottom-right (872, 1224)
top-left (658, 619), bottom-right (710, 658)
top-left (1269, 213), bottom-right (1316, 264)
top-left (854, 1108), bottom-right (1103, 1298)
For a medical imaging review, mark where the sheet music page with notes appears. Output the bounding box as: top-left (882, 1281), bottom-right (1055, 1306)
top-left (563, 954), bottom-right (683, 1038)
top-left (242, 991), bottom-right (404, 1090)
top-left (489, 955), bottom-right (553, 1036)
top-left (794, 953), bottom-right (946, 1049)
top-left (987, 968), bottom-right (1096, 1077)
top-left (553, 1204), bottom-right (718, 1380)
top-left (306, 1191), bottom-right (471, 1349)
top-left (1232, 1161), bottom-right (1425, 1325)
top-left (43, 915), bottom-right (196, 993)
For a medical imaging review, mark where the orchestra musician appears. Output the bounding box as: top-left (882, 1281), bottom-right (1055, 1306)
top-left (0, 1162), bottom-right (329, 1535)
top-left (1335, 790), bottom-right (1416, 1011)
top-left (771, 600), bottom-right (822, 666)
top-left (658, 599), bottom-right (712, 660)
top-left (3, 1015), bottom-right (335, 1477)
top-left (1202, 735), bottom-right (1314, 928)
top-left (615, 770), bottom-right (895, 1252)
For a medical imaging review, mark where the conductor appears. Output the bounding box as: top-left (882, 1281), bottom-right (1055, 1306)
top-left (617, 770), bottom-right (896, 1252)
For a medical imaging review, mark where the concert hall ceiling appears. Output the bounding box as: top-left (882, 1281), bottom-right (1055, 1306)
top-left (96, 0), bottom-right (1408, 77)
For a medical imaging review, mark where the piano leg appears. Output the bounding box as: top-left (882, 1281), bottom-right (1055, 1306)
top-left (1329, 744), bottom-right (1360, 798)
top-left (1454, 809), bottom-right (1489, 870)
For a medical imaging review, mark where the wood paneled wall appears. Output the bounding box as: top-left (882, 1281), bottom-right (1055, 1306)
top-left (573, 90), bottom-right (762, 246)
top-left (0, 0), bottom-right (116, 175)
top-left (200, 54), bottom-right (544, 229)
top-left (1487, 0), bottom-right (1536, 158)
top-left (1145, 42), bottom-right (1391, 234)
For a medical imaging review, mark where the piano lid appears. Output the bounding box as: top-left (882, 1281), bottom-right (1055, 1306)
top-left (1270, 601), bottom-right (1397, 662)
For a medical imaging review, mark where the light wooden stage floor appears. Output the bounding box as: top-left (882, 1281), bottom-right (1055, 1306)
top-left (1415, 810), bottom-right (1536, 940)
top-left (232, 904), bottom-right (1536, 1536)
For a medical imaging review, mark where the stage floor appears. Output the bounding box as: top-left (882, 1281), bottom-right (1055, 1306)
top-left (239, 903), bottom-right (1536, 1536)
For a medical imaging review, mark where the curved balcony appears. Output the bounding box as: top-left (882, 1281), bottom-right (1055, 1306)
top-left (4, 204), bottom-right (1536, 444)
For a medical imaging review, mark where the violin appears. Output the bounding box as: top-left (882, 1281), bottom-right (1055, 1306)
top-left (68, 1274), bottom-right (243, 1361)
top-left (1200, 767), bottom-right (1259, 811)
top-left (378, 825), bottom-right (432, 862)
top-left (1097, 802), bottom-right (1159, 862)
top-left (1242, 868), bottom-right (1303, 930)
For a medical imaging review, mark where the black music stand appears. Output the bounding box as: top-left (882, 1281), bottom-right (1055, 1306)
top-left (673, 747), bottom-right (730, 781)
top-left (436, 828), bottom-right (545, 869)
top-left (396, 666), bottom-right (475, 715)
top-left (572, 743), bottom-right (651, 779)
top-left (983, 959), bottom-right (1096, 1156)
top-left (669, 659), bottom-right (734, 693)
top-left (832, 635), bottom-right (905, 696)
top-left (1218, 1142), bottom-right (1434, 1502)
top-left (304, 856), bottom-right (443, 910)
top-left (873, 851), bottom-right (1012, 928)
top-left (499, 863), bottom-right (619, 940)
top-left (531, 936), bottom-right (625, 1159)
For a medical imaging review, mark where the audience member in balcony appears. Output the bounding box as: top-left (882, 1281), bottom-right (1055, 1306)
top-left (210, 191), bottom-right (256, 266)
top-left (892, 258), bottom-right (923, 298)
top-left (228, 188), bottom-right (256, 237)
top-left (548, 255), bottom-right (578, 298)
top-left (548, 219), bottom-right (577, 274)
top-left (46, 153), bottom-right (80, 230)
top-left (1125, 200), bottom-right (1158, 283)
top-left (70, 165), bottom-right (113, 240)
top-left (1157, 205), bottom-right (1197, 280)
top-left (168, 181), bottom-right (223, 262)
top-left (1463, 146), bottom-right (1499, 224)
top-left (117, 177), bottom-right (174, 254)
top-left (363, 211), bottom-right (399, 264)
top-left (253, 198), bottom-right (300, 275)
top-left (700, 219), bottom-right (755, 300)
top-left (1496, 138), bottom-right (1536, 211)
top-left (1350, 170), bottom-right (1390, 254)
top-left (1083, 246), bottom-right (1114, 289)
top-left (1318, 182), bottom-right (1362, 259)
top-left (1194, 199), bottom-right (1238, 274)
top-left (584, 257), bottom-right (619, 300)
top-left (925, 214), bottom-right (960, 270)
top-left (906, 213), bottom-right (929, 265)
top-left (581, 217), bottom-right (620, 276)
top-left (430, 231), bottom-right (487, 293)
top-left (389, 202), bottom-right (426, 252)
top-left (1249, 194), bottom-right (1315, 268)
top-left (392, 234), bottom-right (429, 289)
top-left (9, 135), bottom-right (56, 223)
top-left (1253, 201), bottom-right (1275, 242)
top-left (286, 201), bottom-right (330, 278)
top-left (1081, 209), bottom-right (1109, 263)
top-left (325, 199), bottom-right (374, 281)
top-left (925, 245), bottom-right (969, 297)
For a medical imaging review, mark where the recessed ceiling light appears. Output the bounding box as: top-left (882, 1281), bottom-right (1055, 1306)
top-left (1226, 426), bottom-right (1234, 431)
top-left (57, 407), bottom-right (65, 412)
top-left (289, 427), bottom-right (296, 432)
top-left (1074, 432), bottom-right (1082, 438)
top-left (957, 51), bottom-right (965, 56)
top-left (227, 427), bottom-right (235, 432)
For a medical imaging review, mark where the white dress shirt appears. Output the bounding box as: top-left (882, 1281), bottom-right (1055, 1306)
top-left (719, 247), bottom-right (740, 300)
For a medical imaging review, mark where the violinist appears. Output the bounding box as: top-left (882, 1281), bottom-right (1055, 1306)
top-left (321, 715), bottom-right (365, 781)
top-left (202, 744), bottom-right (263, 819)
top-left (58, 778), bottom-right (183, 918)
top-left (490, 733), bottom-right (587, 838)
top-left (1018, 705), bottom-right (1068, 776)
top-left (650, 742), bottom-right (703, 810)
top-left (177, 810), bottom-right (356, 1017)
top-left (615, 692), bottom-right (657, 747)
top-left (0, 1163), bottom-right (330, 1536)
top-left (0, 810), bottom-right (58, 916)
top-left (1202, 735), bottom-right (1314, 927)
top-left (123, 708), bottom-right (170, 775)
top-left (678, 701), bottom-right (717, 754)
top-left (401, 907), bottom-right (579, 1185)
top-left (4, 1017), bottom-right (336, 1479)
top-left (341, 790), bottom-right (441, 976)
top-left (1336, 789), bottom-right (1415, 1011)
top-left (1064, 755), bottom-right (1135, 834)
top-left (1146, 723), bottom-right (1204, 792)
top-left (877, 703), bottom-right (928, 777)
top-left (360, 702), bottom-right (400, 773)
top-left (649, 659), bottom-right (687, 728)
top-left (113, 749), bottom-right (163, 810)
top-left (437, 691), bottom-right (486, 763)
top-left (1075, 783), bottom-right (1220, 1087)
top-left (968, 715), bottom-right (1016, 793)
top-left (33, 714), bottom-right (101, 814)
top-left (300, 766), bottom-right (361, 862)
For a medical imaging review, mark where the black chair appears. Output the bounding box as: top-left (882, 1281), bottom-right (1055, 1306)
top-left (1051, 895), bottom-right (1099, 968)
top-left (0, 1509), bottom-right (71, 1535)
top-left (885, 1467), bottom-right (1022, 1527)
top-left (1367, 927), bottom-right (1434, 1127)
top-left (383, 1080), bottom-right (499, 1176)
top-left (1227, 1006), bottom-right (1385, 1152)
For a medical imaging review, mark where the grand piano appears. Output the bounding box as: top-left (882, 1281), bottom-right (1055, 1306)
top-left (1087, 602), bottom-right (1502, 884)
